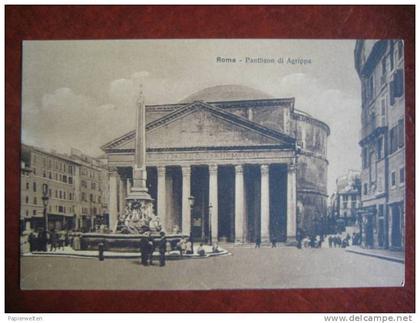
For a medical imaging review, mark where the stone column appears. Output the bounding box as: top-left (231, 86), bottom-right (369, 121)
top-left (25, 220), bottom-right (31, 232)
top-left (287, 163), bottom-right (297, 242)
top-left (260, 164), bottom-right (270, 243)
top-left (157, 166), bottom-right (167, 232)
top-left (118, 176), bottom-right (126, 215)
top-left (109, 171), bottom-right (119, 232)
top-left (209, 164), bottom-right (218, 242)
top-left (235, 165), bottom-right (245, 243)
top-left (181, 166), bottom-right (191, 236)
top-left (126, 178), bottom-right (131, 195)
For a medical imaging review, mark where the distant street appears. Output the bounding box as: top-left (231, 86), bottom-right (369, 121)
top-left (20, 246), bottom-right (404, 290)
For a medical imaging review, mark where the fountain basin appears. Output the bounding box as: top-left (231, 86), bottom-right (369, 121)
top-left (74, 232), bottom-right (189, 252)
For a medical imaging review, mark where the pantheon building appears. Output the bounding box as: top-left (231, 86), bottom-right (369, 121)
top-left (101, 85), bottom-right (329, 243)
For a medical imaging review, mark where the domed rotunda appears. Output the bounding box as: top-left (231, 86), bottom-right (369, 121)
top-left (102, 84), bottom-right (329, 242)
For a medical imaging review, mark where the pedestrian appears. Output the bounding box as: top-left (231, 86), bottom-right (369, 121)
top-left (181, 238), bottom-right (188, 255)
top-left (139, 236), bottom-right (149, 266)
top-left (356, 233), bottom-right (361, 245)
top-left (28, 231), bottom-right (36, 253)
top-left (98, 241), bottom-right (105, 261)
top-left (159, 232), bottom-right (167, 267)
top-left (72, 234), bottom-right (81, 250)
top-left (186, 239), bottom-right (193, 254)
top-left (177, 238), bottom-right (186, 257)
top-left (317, 235), bottom-right (323, 248)
top-left (328, 235), bottom-right (333, 248)
top-left (64, 231), bottom-right (70, 247)
top-left (166, 240), bottom-right (172, 253)
top-left (49, 229), bottom-right (58, 252)
top-left (296, 229), bottom-right (303, 249)
top-left (271, 238), bottom-right (277, 248)
top-left (148, 233), bottom-right (154, 265)
top-left (255, 236), bottom-right (261, 248)
top-left (58, 232), bottom-right (65, 250)
top-left (39, 229), bottom-right (48, 251)
top-left (212, 243), bottom-right (221, 253)
top-left (337, 236), bottom-right (342, 248)
top-left (197, 243), bottom-right (206, 256)
top-left (309, 235), bottom-right (316, 248)
top-left (303, 237), bottom-right (309, 248)
top-left (33, 231), bottom-right (40, 251)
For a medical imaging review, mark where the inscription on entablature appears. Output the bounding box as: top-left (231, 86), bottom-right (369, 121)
top-left (148, 150), bottom-right (294, 162)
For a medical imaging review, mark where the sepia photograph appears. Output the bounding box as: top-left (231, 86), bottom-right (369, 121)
top-left (19, 39), bottom-right (406, 291)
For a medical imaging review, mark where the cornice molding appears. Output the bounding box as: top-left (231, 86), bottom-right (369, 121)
top-left (292, 112), bottom-right (330, 136)
top-left (298, 150), bottom-right (329, 164)
top-left (210, 98), bottom-right (295, 109)
top-left (297, 189), bottom-right (328, 197)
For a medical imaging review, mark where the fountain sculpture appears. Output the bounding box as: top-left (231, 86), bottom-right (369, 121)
top-left (115, 85), bottom-right (160, 235)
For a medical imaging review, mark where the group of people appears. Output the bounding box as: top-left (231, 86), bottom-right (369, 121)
top-left (298, 234), bottom-right (325, 249)
top-left (254, 237), bottom-right (280, 248)
top-left (175, 237), bottom-right (194, 256)
top-left (328, 232), bottom-right (362, 248)
top-left (328, 234), bottom-right (348, 248)
top-left (27, 229), bottom-right (71, 252)
top-left (139, 231), bottom-right (167, 267)
top-left (139, 234), bottom-right (220, 266)
top-left (253, 230), bottom-right (325, 249)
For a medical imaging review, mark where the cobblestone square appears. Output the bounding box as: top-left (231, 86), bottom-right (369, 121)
top-left (20, 246), bottom-right (404, 290)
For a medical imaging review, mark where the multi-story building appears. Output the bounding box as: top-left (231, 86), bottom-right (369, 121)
top-left (354, 40), bottom-right (405, 250)
top-left (69, 148), bottom-right (109, 232)
top-left (330, 170), bottom-right (361, 231)
top-left (21, 144), bottom-right (109, 233)
top-left (21, 144), bottom-right (78, 232)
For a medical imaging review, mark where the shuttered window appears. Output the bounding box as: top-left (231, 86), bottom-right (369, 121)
top-left (398, 119), bottom-right (404, 148)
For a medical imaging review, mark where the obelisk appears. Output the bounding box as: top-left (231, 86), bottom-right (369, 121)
top-left (127, 85), bottom-right (152, 201)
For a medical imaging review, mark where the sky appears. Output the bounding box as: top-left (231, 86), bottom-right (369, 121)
top-left (22, 39), bottom-right (362, 195)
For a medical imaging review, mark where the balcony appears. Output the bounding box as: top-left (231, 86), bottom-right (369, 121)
top-left (360, 115), bottom-right (387, 143)
top-left (380, 75), bottom-right (386, 87)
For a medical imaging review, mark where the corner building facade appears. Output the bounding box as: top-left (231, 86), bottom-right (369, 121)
top-left (102, 85), bottom-right (329, 243)
top-left (354, 40), bottom-right (405, 250)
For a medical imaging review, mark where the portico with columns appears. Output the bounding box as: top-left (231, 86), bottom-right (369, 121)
top-left (102, 101), bottom-right (298, 243)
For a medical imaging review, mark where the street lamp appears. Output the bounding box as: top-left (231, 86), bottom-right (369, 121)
top-left (89, 200), bottom-right (94, 232)
top-left (42, 183), bottom-right (49, 231)
top-left (188, 196), bottom-right (195, 210)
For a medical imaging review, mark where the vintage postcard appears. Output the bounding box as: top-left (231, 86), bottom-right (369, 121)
top-left (20, 39), bottom-right (405, 290)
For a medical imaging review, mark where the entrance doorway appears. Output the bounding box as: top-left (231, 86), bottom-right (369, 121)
top-left (391, 205), bottom-right (402, 248)
top-left (377, 218), bottom-right (385, 247)
top-left (365, 213), bottom-right (374, 248)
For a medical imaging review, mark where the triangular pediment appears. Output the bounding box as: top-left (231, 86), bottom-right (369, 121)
top-left (102, 101), bottom-right (295, 152)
